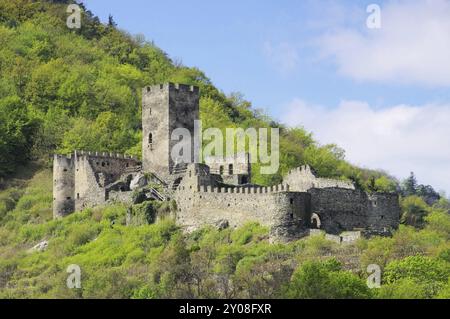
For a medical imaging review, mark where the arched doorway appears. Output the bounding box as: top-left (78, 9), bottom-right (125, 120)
top-left (311, 213), bottom-right (321, 229)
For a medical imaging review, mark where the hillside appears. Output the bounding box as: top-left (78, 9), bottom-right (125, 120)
top-left (0, 167), bottom-right (449, 298)
top-left (0, 0), bottom-right (401, 189)
top-left (0, 0), bottom-right (449, 299)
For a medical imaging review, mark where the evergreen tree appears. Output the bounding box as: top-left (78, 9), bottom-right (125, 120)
top-left (107, 14), bottom-right (117, 28)
top-left (402, 172), bottom-right (418, 196)
top-left (417, 184), bottom-right (440, 205)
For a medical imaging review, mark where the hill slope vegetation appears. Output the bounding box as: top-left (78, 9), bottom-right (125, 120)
top-left (0, 1), bottom-right (449, 299)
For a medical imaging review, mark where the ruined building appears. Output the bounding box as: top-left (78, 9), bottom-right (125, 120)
top-left (53, 83), bottom-right (400, 241)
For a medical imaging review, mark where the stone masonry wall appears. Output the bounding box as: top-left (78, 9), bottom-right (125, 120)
top-left (367, 193), bottom-right (401, 233)
top-left (53, 155), bottom-right (75, 218)
top-left (284, 165), bottom-right (355, 192)
top-left (168, 83), bottom-right (200, 173)
top-left (74, 155), bottom-right (105, 212)
top-left (175, 186), bottom-right (310, 241)
top-left (205, 153), bottom-right (251, 175)
top-left (308, 188), bottom-right (400, 235)
top-left (308, 188), bottom-right (368, 234)
top-left (53, 151), bottom-right (140, 217)
top-left (174, 165), bottom-right (311, 241)
top-left (205, 153), bottom-right (251, 185)
top-left (74, 152), bottom-right (139, 211)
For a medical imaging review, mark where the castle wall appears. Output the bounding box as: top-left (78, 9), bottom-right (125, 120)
top-left (74, 154), bottom-right (105, 211)
top-left (51, 151), bottom-right (141, 216)
top-left (284, 165), bottom-right (355, 192)
top-left (74, 152), bottom-right (140, 211)
top-left (174, 166), bottom-right (310, 241)
top-left (308, 188), bottom-right (368, 234)
top-left (366, 193), bottom-right (401, 233)
top-left (53, 155), bottom-right (75, 218)
top-left (308, 188), bottom-right (400, 235)
top-left (205, 153), bottom-right (251, 176)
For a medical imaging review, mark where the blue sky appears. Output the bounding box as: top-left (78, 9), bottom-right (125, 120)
top-left (82, 0), bottom-right (450, 193)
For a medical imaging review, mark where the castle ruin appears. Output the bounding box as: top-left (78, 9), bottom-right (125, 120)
top-left (53, 83), bottom-right (401, 241)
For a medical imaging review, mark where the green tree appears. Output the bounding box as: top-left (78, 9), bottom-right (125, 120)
top-left (374, 176), bottom-right (398, 193)
top-left (384, 255), bottom-right (449, 298)
top-left (400, 196), bottom-right (430, 227)
top-left (0, 96), bottom-right (39, 177)
top-left (425, 211), bottom-right (450, 239)
top-left (402, 172), bottom-right (418, 196)
top-left (286, 259), bottom-right (371, 299)
top-left (58, 112), bottom-right (139, 155)
top-left (377, 278), bottom-right (429, 299)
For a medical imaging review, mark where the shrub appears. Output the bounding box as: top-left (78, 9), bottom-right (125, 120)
top-left (230, 222), bottom-right (268, 245)
top-left (287, 259), bottom-right (371, 299)
top-left (401, 196), bottom-right (430, 227)
top-left (383, 255), bottom-right (450, 298)
top-left (65, 222), bottom-right (100, 250)
top-left (377, 278), bottom-right (429, 299)
top-left (129, 201), bottom-right (156, 225)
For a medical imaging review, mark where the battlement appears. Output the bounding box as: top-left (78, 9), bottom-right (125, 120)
top-left (177, 183), bottom-right (290, 194)
top-left (73, 150), bottom-right (139, 161)
top-left (175, 182), bottom-right (311, 241)
top-left (54, 151), bottom-right (139, 162)
top-left (287, 165), bottom-right (315, 176)
top-left (143, 83), bottom-right (199, 94)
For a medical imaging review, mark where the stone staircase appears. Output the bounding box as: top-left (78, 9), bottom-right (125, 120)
top-left (148, 187), bottom-right (166, 201)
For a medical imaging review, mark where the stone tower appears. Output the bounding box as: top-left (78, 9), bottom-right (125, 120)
top-left (53, 154), bottom-right (75, 218)
top-left (142, 83), bottom-right (200, 178)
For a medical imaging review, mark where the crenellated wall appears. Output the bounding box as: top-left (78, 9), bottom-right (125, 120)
top-left (284, 165), bottom-right (355, 192)
top-left (174, 164), bottom-right (311, 241)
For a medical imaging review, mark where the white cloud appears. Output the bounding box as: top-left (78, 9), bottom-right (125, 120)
top-left (317, 0), bottom-right (450, 86)
top-left (263, 41), bottom-right (299, 74)
top-left (281, 99), bottom-right (450, 193)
